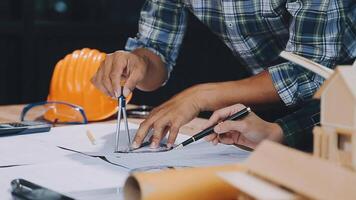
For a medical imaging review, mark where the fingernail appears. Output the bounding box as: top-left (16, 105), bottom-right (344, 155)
top-left (131, 141), bottom-right (139, 149)
top-left (123, 88), bottom-right (131, 97)
top-left (150, 142), bottom-right (158, 149)
top-left (167, 143), bottom-right (172, 149)
top-left (114, 91), bottom-right (119, 98)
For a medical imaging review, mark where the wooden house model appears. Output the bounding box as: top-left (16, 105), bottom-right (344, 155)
top-left (313, 66), bottom-right (356, 170)
top-left (279, 51), bottom-right (356, 170)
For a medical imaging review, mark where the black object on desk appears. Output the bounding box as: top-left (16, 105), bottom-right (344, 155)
top-left (0, 121), bottom-right (51, 137)
top-left (11, 179), bottom-right (74, 200)
top-left (126, 105), bottom-right (152, 119)
top-left (176, 107), bottom-right (251, 149)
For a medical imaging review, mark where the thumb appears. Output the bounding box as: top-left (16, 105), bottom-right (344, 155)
top-left (214, 120), bottom-right (247, 134)
top-left (123, 69), bottom-right (143, 97)
top-left (218, 132), bottom-right (239, 145)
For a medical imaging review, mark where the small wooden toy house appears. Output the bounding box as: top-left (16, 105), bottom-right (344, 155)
top-left (313, 66), bottom-right (356, 170)
top-left (279, 51), bottom-right (356, 170)
top-left (315, 67), bottom-right (356, 130)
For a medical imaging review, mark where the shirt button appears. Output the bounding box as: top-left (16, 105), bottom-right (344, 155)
top-left (228, 23), bottom-right (233, 28)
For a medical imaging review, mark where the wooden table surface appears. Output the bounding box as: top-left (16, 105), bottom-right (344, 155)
top-left (0, 104), bottom-right (207, 136)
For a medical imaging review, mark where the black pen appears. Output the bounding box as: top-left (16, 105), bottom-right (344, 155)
top-left (175, 107), bottom-right (251, 149)
top-left (11, 178), bottom-right (74, 200)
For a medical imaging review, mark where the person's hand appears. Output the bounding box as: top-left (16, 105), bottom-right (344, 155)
top-left (91, 50), bottom-right (148, 98)
top-left (204, 104), bottom-right (283, 149)
top-left (132, 86), bottom-right (203, 149)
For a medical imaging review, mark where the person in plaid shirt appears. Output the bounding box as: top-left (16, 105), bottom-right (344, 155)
top-left (91, 0), bottom-right (355, 149)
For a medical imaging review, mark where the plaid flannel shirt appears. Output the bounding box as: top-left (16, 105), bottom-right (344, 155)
top-left (125, 1), bottom-right (355, 147)
top-left (126, 0), bottom-right (356, 106)
top-left (274, 3), bottom-right (355, 149)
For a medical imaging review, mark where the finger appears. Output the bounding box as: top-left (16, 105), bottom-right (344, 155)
top-left (230, 104), bottom-right (247, 113)
top-left (123, 59), bottom-right (145, 97)
top-left (132, 120), bottom-right (153, 149)
top-left (133, 106), bottom-right (172, 149)
top-left (218, 132), bottom-right (238, 145)
top-left (214, 104), bottom-right (247, 120)
top-left (204, 133), bottom-right (218, 142)
top-left (202, 110), bottom-right (230, 130)
top-left (91, 63), bottom-right (111, 97)
top-left (167, 125), bottom-right (179, 148)
top-left (212, 137), bottom-right (219, 145)
top-left (110, 52), bottom-right (127, 97)
top-left (101, 56), bottom-right (115, 97)
top-left (214, 120), bottom-right (247, 134)
top-left (202, 104), bottom-right (247, 130)
top-left (235, 134), bottom-right (256, 149)
top-left (151, 120), bottom-right (170, 148)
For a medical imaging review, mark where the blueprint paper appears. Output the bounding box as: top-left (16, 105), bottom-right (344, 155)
top-left (5, 123), bottom-right (250, 170)
top-left (109, 140), bottom-right (250, 170)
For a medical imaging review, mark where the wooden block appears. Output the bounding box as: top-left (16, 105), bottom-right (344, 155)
top-left (218, 172), bottom-right (297, 200)
top-left (338, 151), bottom-right (352, 169)
top-left (313, 127), bottom-right (322, 157)
top-left (352, 134), bottom-right (356, 170)
top-left (327, 128), bottom-right (338, 162)
top-left (321, 130), bottom-right (329, 159)
top-left (245, 141), bottom-right (356, 200)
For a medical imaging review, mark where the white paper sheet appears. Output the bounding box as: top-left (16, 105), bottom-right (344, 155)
top-left (29, 123), bottom-right (250, 169)
top-left (0, 154), bottom-right (129, 200)
top-left (30, 123), bottom-right (170, 157)
top-left (108, 140), bottom-right (250, 170)
top-left (0, 135), bottom-right (72, 167)
top-left (27, 123), bottom-right (250, 170)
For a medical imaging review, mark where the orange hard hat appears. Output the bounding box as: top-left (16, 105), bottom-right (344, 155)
top-left (47, 48), bottom-right (132, 122)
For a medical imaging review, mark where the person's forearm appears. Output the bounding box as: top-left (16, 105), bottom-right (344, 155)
top-left (132, 48), bottom-right (168, 91)
top-left (196, 70), bottom-right (281, 111)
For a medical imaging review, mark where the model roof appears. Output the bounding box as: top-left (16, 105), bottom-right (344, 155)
top-left (314, 67), bottom-right (356, 99)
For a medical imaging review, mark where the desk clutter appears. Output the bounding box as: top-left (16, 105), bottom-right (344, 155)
top-left (0, 122), bottom-right (250, 199)
top-left (1, 51), bottom-right (355, 200)
top-left (124, 141), bottom-right (356, 200)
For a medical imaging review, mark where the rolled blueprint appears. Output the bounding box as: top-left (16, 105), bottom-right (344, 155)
top-left (123, 164), bottom-right (244, 200)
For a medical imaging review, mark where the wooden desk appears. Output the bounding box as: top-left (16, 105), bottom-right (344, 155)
top-left (0, 104), bottom-right (207, 136)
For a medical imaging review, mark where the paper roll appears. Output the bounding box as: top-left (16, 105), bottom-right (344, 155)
top-left (123, 164), bottom-right (245, 200)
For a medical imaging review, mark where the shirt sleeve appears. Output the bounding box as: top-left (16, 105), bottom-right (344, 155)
top-left (268, 0), bottom-right (351, 106)
top-left (125, 0), bottom-right (188, 79)
top-left (275, 100), bottom-right (320, 151)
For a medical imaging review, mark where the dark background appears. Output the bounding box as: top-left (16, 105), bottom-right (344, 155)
top-left (0, 0), bottom-right (250, 107)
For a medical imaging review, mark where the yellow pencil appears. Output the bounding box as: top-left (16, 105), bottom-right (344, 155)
top-left (86, 130), bottom-right (96, 145)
